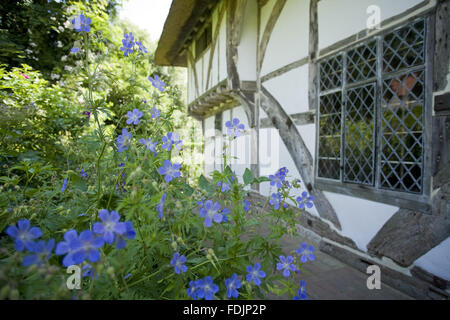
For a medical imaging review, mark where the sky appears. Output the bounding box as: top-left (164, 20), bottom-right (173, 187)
top-left (119, 0), bottom-right (172, 42)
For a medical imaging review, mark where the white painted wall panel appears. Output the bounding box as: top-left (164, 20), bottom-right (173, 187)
top-left (237, 0), bottom-right (257, 81)
top-left (261, 0), bottom-right (309, 76)
top-left (204, 137), bottom-right (215, 177)
top-left (318, 0), bottom-right (424, 50)
top-left (259, 0), bottom-right (277, 41)
top-left (296, 124), bottom-right (316, 160)
top-left (323, 191), bottom-right (398, 251)
top-left (258, 127), bottom-right (320, 217)
top-left (263, 64), bottom-right (309, 114)
top-left (218, 10), bottom-right (228, 82)
top-left (204, 116), bottom-right (215, 138)
top-left (414, 237), bottom-right (450, 281)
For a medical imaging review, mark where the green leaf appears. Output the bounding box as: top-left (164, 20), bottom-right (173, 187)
top-left (243, 168), bottom-right (254, 185)
top-left (198, 175), bottom-right (213, 194)
top-left (255, 176), bottom-right (271, 183)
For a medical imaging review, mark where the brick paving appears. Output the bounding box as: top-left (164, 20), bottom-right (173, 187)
top-left (275, 231), bottom-right (413, 300)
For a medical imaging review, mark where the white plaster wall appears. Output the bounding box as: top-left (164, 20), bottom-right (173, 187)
top-left (218, 8), bottom-right (228, 82)
top-left (263, 64), bottom-right (309, 114)
top-left (258, 127), bottom-right (320, 217)
top-left (259, 0), bottom-right (277, 41)
top-left (413, 237), bottom-right (450, 281)
top-left (261, 0), bottom-right (309, 76)
top-left (318, 0), bottom-right (425, 50)
top-left (296, 124), bottom-right (316, 158)
top-left (323, 191), bottom-right (398, 251)
top-left (204, 116), bottom-right (216, 177)
top-left (238, 0), bottom-right (257, 81)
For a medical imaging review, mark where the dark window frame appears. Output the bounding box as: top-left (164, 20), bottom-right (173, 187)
top-left (195, 21), bottom-right (212, 60)
top-left (314, 15), bottom-right (434, 213)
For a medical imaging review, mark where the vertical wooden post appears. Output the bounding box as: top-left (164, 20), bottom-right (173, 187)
top-left (308, 0), bottom-right (319, 110)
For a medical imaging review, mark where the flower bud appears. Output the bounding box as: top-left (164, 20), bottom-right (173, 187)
top-left (171, 241), bottom-right (177, 250)
top-left (207, 248), bottom-right (214, 255)
top-left (176, 237), bottom-right (184, 245)
top-left (106, 266), bottom-right (115, 277)
top-left (206, 254), bottom-right (212, 260)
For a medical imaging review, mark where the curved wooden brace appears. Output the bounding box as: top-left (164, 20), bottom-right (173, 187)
top-left (260, 86), bottom-right (342, 230)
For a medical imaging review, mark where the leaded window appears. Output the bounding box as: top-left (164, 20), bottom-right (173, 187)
top-left (316, 19), bottom-right (427, 195)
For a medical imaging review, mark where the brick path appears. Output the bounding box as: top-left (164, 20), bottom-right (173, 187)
top-left (275, 231), bottom-right (413, 300)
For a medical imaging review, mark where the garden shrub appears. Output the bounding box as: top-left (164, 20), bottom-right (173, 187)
top-left (0, 12), bottom-right (316, 301)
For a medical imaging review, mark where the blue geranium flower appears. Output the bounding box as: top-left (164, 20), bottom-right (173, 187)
top-left (151, 106), bottom-right (161, 118)
top-left (246, 263), bottom-right (266, 286)
top-left (269, 172), bottom-right (285, 189)
top-left (199, 200), bottom-right (224, 227)
top-left (22, 239), bottom-right (55, 267)
top-left (296, 191), bottom-right (315, 209)
top-left (117, 128), bottom-right (132, 152)
top-left (196, 276), bottom-right (219, 300)
top-left (148, 74), bottom-right (165, 92)
top-left (82, 263), bottom-right (98, 279)
top-left (72, 13), bottom-right (91, 32)
top-left (136, 40), bottom-right (147, 53)
top-left (55, 230), bottom-right (104, 267)
top-left (293, 280), bottom-right (308, 300)
top-left (276, 255), bottom-right (296, 278)
top-left (139, 138), bottom-right (158, 157)
top-left (220, 208), bottom-right (230, 223)
top-left (243, 199), bottom-right (250, 212)
top-left (170, 252), bottom-right (188, 274)
top-left (120, 32), bottom-right (135, 57)
top-left (77, 230), bottom-right (104, 263)
top-left (225, 273), bottom-right (241, 298)
top-left (115, 221), bottom-right (136, 249)
top-left (225, 118), bottom-right (245, 138)
top-left (6, 219), bottom-right (42, 252)
top-left (61, 178), bottom-right (68, 192)
top-left (79, 168), bottom-right (88, 179)
top-left (126, 108), bottom-right (143, 125)
top-left (217, 181), bottom-right (230, 192)
top-left (269, 192), bottom-right (282, 210)
top-left (157, 160), bottom-right (181, 183)
top-left (187, 279), bottom-right (202, 300)
top-left (296, 242), bottom-right (316, 263)
top-left (156, 193), bottom-right (166, 219)
top-left (161, 132), bottom-right (182, 151)
top-left (93, 209), bottom-right (127, 244)
top-left (55, 230), bottom-right (82, 267)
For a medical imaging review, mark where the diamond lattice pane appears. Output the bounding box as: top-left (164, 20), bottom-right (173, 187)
top-left (320, 55), bottom-right (343, 91)
top-left (318, 92), bottom-right (342, 180)
top-left (346, 41), bottom-right (377, 84)
top-left (343, 83), bottom-right (376, 185)
top-left (383, 20), bottom-right (425, 74)
top-left (380, 70), bottom-right (424, 193)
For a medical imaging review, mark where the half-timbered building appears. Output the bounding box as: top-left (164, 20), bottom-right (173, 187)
top-left (155, 0), bottom-right (450, 298)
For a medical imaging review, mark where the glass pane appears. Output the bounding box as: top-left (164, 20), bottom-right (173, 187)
top-left (380, 70), bottom-right (424, 193)
top-left (318, 92), bottom-right (342, 180)
top-left (346, 41), bottom-right (377, 84)
top-left (320, 55), bottom-right (343, 91)
top-left (343, 83), bottom-right (376, 185)
top-left (383, 20), bottom-right (425, 74)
